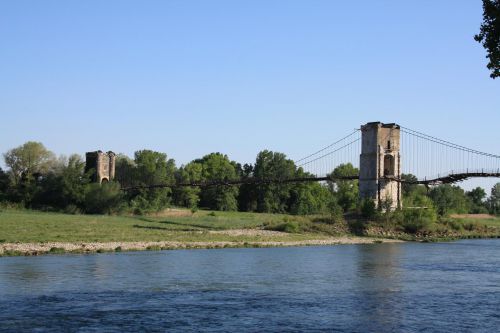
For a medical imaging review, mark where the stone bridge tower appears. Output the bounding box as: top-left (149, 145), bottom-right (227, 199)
top-left (85, 151), bottom-right (116, 183)
top-left (359, 122), bottom-right (402, 210)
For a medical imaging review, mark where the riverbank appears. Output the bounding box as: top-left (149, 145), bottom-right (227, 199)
top-left (1, 208), bottom-right (499, 256)
top-left (0, 235), bottom-right (403, 256)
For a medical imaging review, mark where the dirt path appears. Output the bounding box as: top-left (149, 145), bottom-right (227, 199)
top-left (0, 236), bottom-right (403, 256)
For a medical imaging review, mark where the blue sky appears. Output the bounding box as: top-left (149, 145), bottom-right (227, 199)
top-left (0, 1), bottom-right (498, 190)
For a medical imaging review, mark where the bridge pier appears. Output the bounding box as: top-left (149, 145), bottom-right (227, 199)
top-left (359, 122), bottom-right (402, 210)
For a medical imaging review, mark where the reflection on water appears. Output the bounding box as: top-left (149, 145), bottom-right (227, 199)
top-left (0, 240), bottom-right (499, 332)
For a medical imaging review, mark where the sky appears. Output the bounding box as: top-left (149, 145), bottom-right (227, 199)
top-left (0, 1), bottom-right (499, 191)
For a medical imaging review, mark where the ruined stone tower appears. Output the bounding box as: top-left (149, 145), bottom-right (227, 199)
top-left (359, 122), bottom-right (402, 210)
top-left (85, 151), bottom-right (116, 183)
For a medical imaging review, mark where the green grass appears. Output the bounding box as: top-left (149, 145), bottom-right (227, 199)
top-left (0, 209), bottom-right (329, 243)
top-left (2, 208), bottom-right (498, 246)
top-left (455, 216), bottom-right (500, 228)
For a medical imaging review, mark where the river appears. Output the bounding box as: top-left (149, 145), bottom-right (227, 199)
top-left (0, 239), bottom-right (499, 332)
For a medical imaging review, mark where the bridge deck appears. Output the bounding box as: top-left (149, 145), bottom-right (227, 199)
top-left (120, 172), bottom-right (500, 191)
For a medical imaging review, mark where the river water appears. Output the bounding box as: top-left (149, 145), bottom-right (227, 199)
top-left (0, 239), bottom-right (499, 332)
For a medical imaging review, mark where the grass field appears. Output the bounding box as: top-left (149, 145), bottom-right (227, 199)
top-left (0, 209), bottom-right (328, 244)
top-left (1, 209), bottom-right (499, 256)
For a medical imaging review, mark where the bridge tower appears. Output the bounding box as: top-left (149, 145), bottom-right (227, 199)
top-left (85, 151), bottom-right (116, 183)
top-left (359, 122), bottom-right (402, 210)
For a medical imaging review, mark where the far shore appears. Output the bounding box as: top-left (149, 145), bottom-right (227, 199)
top-left (1, 208), bottom-right (499, 257)
top-left (0, 236), bottom-right (403, 256)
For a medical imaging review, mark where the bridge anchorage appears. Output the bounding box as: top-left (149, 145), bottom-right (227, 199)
top-left (111, 121), bottom-right (500, 211)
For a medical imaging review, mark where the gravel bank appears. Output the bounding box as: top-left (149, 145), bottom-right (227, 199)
top-left (0, 236), bottom-right (403, 256)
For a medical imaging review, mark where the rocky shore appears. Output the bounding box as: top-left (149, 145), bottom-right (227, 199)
top-left (0, 235), bottom-right (403, 256)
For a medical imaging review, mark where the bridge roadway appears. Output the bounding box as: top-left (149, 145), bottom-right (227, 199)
top-left (120, 172), bottom-right (500, 191)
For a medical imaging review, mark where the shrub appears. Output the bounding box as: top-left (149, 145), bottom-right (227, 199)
top-left (401, 218), bottom-right (433, 234)
top-left (328, 200), bottom-right (345, 224)
top-left (63, 204), bottom-right (81, 215)
top-left (440, 218), bottom-right (463, 231)
top-left (84, 182), bottom-right (123, 214)
top-left (265, 221), bottom-right (301, 233)
top-left (359, 199), bottom-right (377, 219)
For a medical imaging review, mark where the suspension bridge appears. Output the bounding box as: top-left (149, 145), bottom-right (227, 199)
top-left (118, 122), bottom-right (500, 207)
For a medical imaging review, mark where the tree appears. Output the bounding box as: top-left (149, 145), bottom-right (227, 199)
top-left (288, 168), bottom-right (334, 215)
top-left (173, 162), bottom-right (203, 208)
top-left (253, 150), bottom-right (296, 213)
top-left (130, 150), bottom-right (176, 213)
top-left (327, 163), bottom-right (359, 212)
top-left (114, 154), bottom-right (135, 188)
top-left (3, 141), bottom-right (55, 185)
top-left (488, 182), bottom-right (500, 215)
top-left (26, 154), bottom-right (90, 212)
top-left (429, 185), bottom-right (470, 216)
top-left (84, 182), bottom-right (123, 214)
top-left (401, 173), bottom-right (419, 196)
top-left (475, 0), bottom-right (500, 78)
top-left (196, 153), bottom-right (239, 211)
top-left (3, 141), bottom-right (56, 206)
top-left (0, 167), bottom-right (10, 202)
top-left (466, 187), bottom-right (488, 213)
top-left (237, 163), bottom-right (258, 211)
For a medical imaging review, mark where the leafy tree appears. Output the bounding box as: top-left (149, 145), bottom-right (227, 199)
top-left (466, 187), bottom-right (488, 213)
top-left (475, 0), bottom-right (500, 78)
top-left (3, 141), bottom-right (55, 185)
top-left (236, 163), bottom-right (257, 211)
top-left (401, 173), bottom-right (419, 196)
top-left (429, 185), bottom-right (470, 216)
top-left (173, 162), bottom-right (203, 208)
top-left (288, 168), bottom-right (334, 215)
top-left (403, 190), bottom-right (438, 222)
top-left (0, 167), bottom-right (9, 202)
top-left (327, 163), bottom-right (359, 212)
top-left (253, 150), bottom-right (296, 213)
top-left (488, 182), bottom-right (500, 215)
top-left (84, 182), bottom-right (123, 214)
top-left (27, 155), bottom-right (90, 212)
top-left (114, 154), bottom-right (135, 188)
top-left (196, 153), bottom-right (239, 211)
top-left (129, 150), bottom-right (176, 213)
top-left (3, 142), bottom-right (56, 207)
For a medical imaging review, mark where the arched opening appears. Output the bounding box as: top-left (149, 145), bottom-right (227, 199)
top-left (101, 178), bottom-right (109, 184)
top-left (384, 155), bottom-right (395, 176)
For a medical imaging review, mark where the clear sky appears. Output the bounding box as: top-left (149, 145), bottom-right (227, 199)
top-left (1, 1), bottom-right (499, 191)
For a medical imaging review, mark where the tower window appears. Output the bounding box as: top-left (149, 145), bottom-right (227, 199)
top-left (387, 140), bottom-right (391, 149)
top-left (384, 154), bottom-right (395, 176)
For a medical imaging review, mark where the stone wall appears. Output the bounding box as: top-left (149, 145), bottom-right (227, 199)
top-left (85, 151), bottom-right (116, 183)
top-left (359, 122), bottom-right (402, 210)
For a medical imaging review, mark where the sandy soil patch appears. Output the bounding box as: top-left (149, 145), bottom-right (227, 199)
top-left (209, 229), bottom-right (289, 237)
top-left (148, 208), bottom-right (193, 218)
top-left (0, 237), bottom-right (403, 256)
top-left (449, 214), bottom-right (496, 219)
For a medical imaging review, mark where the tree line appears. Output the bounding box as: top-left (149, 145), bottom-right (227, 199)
top-left (1, 141), bottom-right (499, 218)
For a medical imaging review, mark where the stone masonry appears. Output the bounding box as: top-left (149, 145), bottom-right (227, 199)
top-left (359, 122), bottom-right (402, 210)
top-left (85, 151), bottom-right (116, 183)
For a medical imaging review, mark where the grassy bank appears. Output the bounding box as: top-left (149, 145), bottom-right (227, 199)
top-left (1, 209), bottom-right (499, 256)
top-left (361, 214), bottom-right (500, 241)
top-left (0, 209), bottom-right (328, 244)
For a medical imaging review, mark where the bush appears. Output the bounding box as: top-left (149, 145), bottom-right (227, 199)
top-left (84, 182), bottom-right (123, 214)
top-left (401, 218), bottom-right (433, 234)
top-left (328, 200), bottom-right (345, 224)
top-left (265, 221), bottom-right (301, 233)
top-left (63, 204), bottom-right (81, 215)
top-left (440, 218), bottom-right (463, 231)
top-left (359, 199), bottom-right (377, 219)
